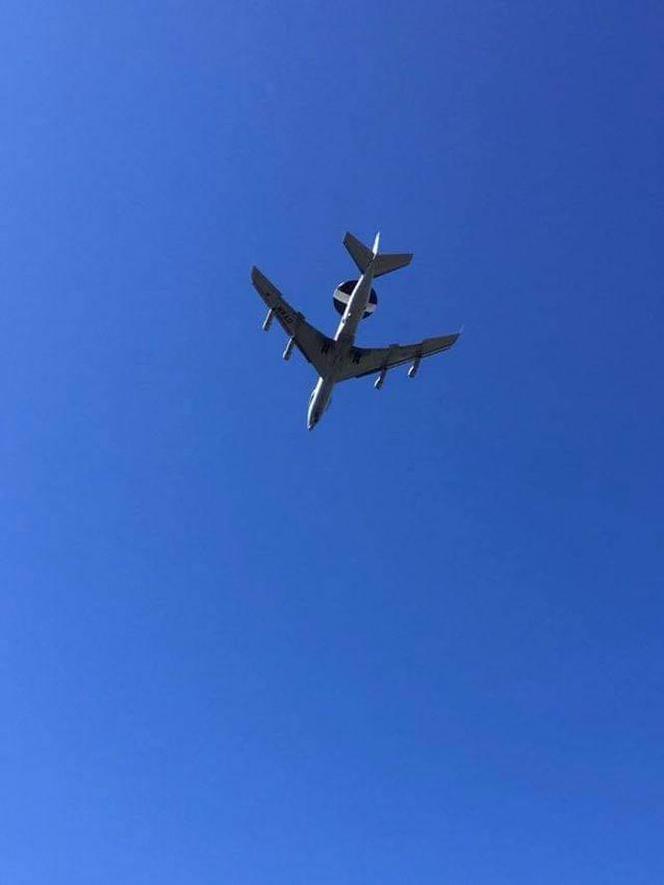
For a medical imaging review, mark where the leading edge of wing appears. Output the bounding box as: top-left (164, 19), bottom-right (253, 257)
top-left (251, 266), bottom-right (290, 313)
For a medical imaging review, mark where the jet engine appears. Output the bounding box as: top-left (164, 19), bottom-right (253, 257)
top-left (333, 280), bottom-right (378, 319)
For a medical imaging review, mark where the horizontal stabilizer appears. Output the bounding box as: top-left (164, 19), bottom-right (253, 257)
top-left (373, 251), bottom-right (413, 278)
top-left (343, 232), bottom-right (373, 273)
top-left (343, 231), bottom-right (413, 278)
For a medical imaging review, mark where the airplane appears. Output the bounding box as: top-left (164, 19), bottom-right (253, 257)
top-left (251, 232), bottom-right (461, 430)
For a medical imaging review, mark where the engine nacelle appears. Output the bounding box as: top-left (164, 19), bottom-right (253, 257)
top-left (283, 337), bottom-right (295, 360)
top-left (408, 356), bottom-right (421, 378)
top-left (333, 280), bottom-right (378, 319)
top-left (262, 308), bottom-right (274, 331)
top-left (374, 368), bottom-right (387, 390)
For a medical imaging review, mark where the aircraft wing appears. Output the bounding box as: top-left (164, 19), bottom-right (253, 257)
top-left (251, 266), bottom-right (336, 375)
top-left (336, 333), bottom-right (460, 382)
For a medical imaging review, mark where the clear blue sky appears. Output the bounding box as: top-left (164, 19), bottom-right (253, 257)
top-left (2, 2), bottom-right (663, 882)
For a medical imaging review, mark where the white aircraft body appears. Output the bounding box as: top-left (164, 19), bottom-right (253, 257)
top-left (251, 232), bottom-right (460, 430)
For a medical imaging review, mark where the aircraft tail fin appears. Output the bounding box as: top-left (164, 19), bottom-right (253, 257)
top-left (343, 231), bottom-right (413, 278)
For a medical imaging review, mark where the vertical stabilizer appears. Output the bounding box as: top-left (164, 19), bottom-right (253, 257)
top-left (372, 232), bottom-right (381, 255)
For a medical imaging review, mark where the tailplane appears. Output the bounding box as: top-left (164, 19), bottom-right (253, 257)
top-left (343, 231), bottom-right (413, 278)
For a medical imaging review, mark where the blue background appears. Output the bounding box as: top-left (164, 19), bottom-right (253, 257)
top-left (2, 1), bottom-right (663, 882)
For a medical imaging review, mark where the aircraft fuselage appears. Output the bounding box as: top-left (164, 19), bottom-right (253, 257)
top-left (307, 266), bottom-right (375, 430)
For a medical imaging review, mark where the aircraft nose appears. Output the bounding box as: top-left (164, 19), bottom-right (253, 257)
top-left (307, 409), bottom-right (320, 431)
